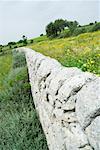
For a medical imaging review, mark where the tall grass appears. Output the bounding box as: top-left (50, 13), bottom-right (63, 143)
top-left (0, 51), bottom-right (48, 150)
top-left (0, 52), bottom-right (12, 90)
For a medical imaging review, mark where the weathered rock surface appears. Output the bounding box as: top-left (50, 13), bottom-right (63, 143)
top-left (16, 48), bottom-right (100, 150)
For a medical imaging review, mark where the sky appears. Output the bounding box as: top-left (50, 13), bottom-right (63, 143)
top-left (0, 0), bottom-right (100, 45)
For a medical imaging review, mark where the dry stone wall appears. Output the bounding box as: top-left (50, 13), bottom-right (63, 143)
top-left (17, 48), bottom-right (100, 150)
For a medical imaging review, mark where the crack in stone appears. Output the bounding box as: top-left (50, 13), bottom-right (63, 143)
top-left (84, 108), bottom-right (100, 130)
top-left (79, 144), bottom-right (94, 150)
top-left (63, 108), bottom-right (75, 113)
top-left (38, 72), bottom-right (51, 92)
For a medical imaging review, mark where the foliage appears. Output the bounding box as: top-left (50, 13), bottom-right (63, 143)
top-left (12, 51), bottom-right (26, 68)
top-left (54, 19), bottom-right (67, 33)
top-left (22, 35), bottom-right (28, 45)
top-left (18, 39), bottom-right (23, 43)
top-left (0, 51), bottom-right (48, 150)
top-left (30, 39), bottom-right (34, 43)
top-left (58, 30), bottom-right (71, 38)
top-left (46, 19), bottom-right (67, 37)
top-left (46, 19), bottom-right (79, 38)
top-left (66, 20), bottom-right (79, 33)
top-left (40, 34), bottom-right (44, 36)
top-left (46, 22), bottom-right (57, 37)
top-left (73, 27), bottom-right (86, 36)
top-left (91, 22), bottom-right (100, 32)
top-left (8, 42), bottom-right (16, 45)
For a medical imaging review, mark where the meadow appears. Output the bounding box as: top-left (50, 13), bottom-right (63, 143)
top-left (29, 31), bottom-right (100, 75)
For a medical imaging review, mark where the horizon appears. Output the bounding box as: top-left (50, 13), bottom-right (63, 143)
top-left (0, 0), bottom-right (100, 45)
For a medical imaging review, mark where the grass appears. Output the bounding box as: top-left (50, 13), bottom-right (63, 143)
top-left (0, 23), bottom-right (99, 149)
top-left (0, 52), bottom-right (12, 90)
top-left (28, 31), bottom-right (100, 75)
top-left (0, 51), bottom-right (48, 150)
top-left (32, 35), bottom-right (48, 43)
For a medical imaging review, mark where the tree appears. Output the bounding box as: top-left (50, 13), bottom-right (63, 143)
top-left (46, 19), bottom-right (79, 38)
top-left (22, 35), bottom-right (27, 45)
top-left (8, 42), bottom-right (16, 49)
top-left (54, 19), bottom-right (67, 34)
top-left (0, 45), bottom-right (3, 52)
top-left (30, 39), bottom-right (33, 44)
top-left (46, 22), bottom-right (57, 37)
top-left (66, 20), bottom-right (79, 34)
top-left (40, 34), bottom-right (43, 36)
top-left (46, 19), bottom-right (67, 37)
top-left (8, 42), bottom-right (16, 45)
top-left (91, 22), bottom-right (100, 32)
top-left (89, 22), bottom-right (94, 25)
top-left (17, 40), bottom-right (23, 44)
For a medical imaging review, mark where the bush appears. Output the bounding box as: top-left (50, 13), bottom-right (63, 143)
top-left (91, 22), bottom-right (100, 32)
top-left (40, 34), bottom-right (44, 36)
top-left (58, 30), bottom-right (71, 38)
top-left (14, 45), bottom-right (18, 48)
top-left (73, 27), bottom-right (86, 36)
top-left (30, 39), bottom-right (34, 43)
top-left (89, 22), bottom-right (94, 25)
top-left (12, 51), bottom-right (26, 68)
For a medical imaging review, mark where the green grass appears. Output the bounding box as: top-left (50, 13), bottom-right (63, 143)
top-left (32, 35), bottom-right (48, 43)
top-left (0, 52), bottom-right (12, 90)
top-left (0, 51), bottom-right (48, 150)
top-left (28, 31), bottom-right (100, 75)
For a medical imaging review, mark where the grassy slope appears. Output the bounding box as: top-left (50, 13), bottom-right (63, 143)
top-left (0, 52), bottom-right (12, 90)
top-left (28, 31), bottom-right (100, 75)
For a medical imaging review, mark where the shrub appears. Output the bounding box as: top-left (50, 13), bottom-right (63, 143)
top-left (17, 40), bottom-right (23, 43)
top-left (89, 22), bottom-right (94, 25)
top-left (12, 51), bottom-right (26, 68)
top-left (58, 30), bottom-right (71, 38)
top-left (91, 22), bottom-right (100, 32)
top-left (30, 39), bottom-right (34, 43)
top-left (40, 34), bottom-right (44, 36)
top-left (73, 27), bottom-right (86, 36)
top-left (14, 45), bottom-right (18, 48)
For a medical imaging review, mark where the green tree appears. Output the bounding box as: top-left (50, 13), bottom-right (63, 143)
top-left (22, 35), bottom-right (27, 45)
top-left (54, 19), bottom-right (67, 34)
top-left (46, 22), bottom-right (57, 37)
top-left (0, 45), bottom-right (3, 52)
top-left (46, 19), bottom-right (67, 37)
top-left (67, 20), bottom-right (79, 34)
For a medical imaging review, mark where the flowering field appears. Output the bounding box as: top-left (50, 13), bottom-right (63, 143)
top-left (29, 31), bottom-right (100, 75)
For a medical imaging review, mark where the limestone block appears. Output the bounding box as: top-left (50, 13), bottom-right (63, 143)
top-left (76, 78), bottom-right (100, 129)
top-left (85, 116), bottom-right (100, 150)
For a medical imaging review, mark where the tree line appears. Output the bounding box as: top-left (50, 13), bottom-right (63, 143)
top-left (46, 19), bottom-right (79, 37)
top-left (45, 19), bottom-right (100, 38)
top-left (0, 19), bottom-right (100, 52)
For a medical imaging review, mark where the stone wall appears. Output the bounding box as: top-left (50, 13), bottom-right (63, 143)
top-left (17, 48), bottom-right (100, 150)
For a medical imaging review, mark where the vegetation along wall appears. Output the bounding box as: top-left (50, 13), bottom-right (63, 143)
top-left (16, 47), bottom-right (100, 150)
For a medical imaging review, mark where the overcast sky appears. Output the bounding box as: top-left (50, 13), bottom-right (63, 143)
top-left (0, 0), bottom-right (100, 45)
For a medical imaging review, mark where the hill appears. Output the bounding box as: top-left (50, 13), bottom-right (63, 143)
top-left (28, 31), bottom-right (100, 75)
